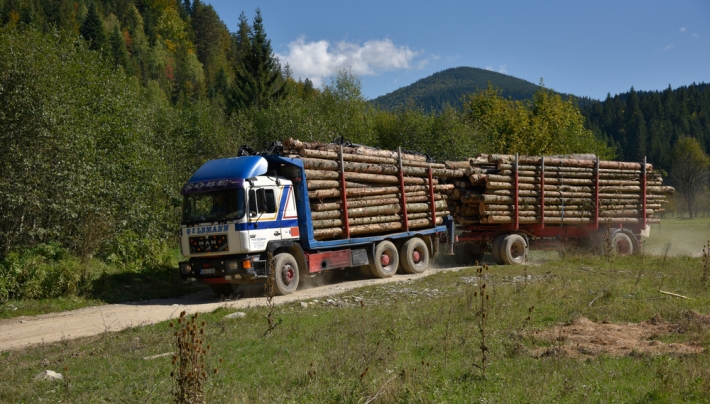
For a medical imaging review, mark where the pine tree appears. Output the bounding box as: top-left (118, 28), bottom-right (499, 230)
top-left (109, 26), bottom-right (131, 73)
top-left (230, 9), bottom-right (286, 111)
top-left (80, 4), bottom-right (106, 51)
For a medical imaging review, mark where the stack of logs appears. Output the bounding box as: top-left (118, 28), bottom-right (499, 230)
top-left (446, 154), bottom-right (674, 226)
top-left (282, 139), bottom-right (463, 240)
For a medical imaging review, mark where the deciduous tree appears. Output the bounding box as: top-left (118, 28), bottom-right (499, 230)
top-left (670, 137), bottom-right (710, 218)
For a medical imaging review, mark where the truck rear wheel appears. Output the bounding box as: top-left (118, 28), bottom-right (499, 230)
top-left (491, 235), bottom-right (506, 265)
top-left (610, 231), bottom-right (635, 255)
top-left (400, 238), bottom-right (429, 274)
top-left (500, 234), bottom-right (527, 265)
top-left (272, 253), bottom-right (299, 295)
top-left (369, 241), bottom-right (399, 278)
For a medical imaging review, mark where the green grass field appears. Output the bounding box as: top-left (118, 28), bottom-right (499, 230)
top-left (644, 217), bottom-right (710, 257)
top-left (2, 252), bottom-right (709, 403)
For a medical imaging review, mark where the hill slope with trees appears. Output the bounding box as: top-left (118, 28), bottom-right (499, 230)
top-left (580, 84), bottom-right (710, 172)
top-left (372, 66), bottom-right (597, 112)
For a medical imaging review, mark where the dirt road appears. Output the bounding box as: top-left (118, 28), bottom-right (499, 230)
top-left (0, 266), bottom-right (467, 351)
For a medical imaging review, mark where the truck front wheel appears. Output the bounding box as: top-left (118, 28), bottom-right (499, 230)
top-left (272, 253), bottom-right (300, 295)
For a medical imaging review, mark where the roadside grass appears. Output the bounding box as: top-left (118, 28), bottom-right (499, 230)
top-left (0, 256), bottom-right (205, 319)
top-left (1, 252), bottom-right (709, 403)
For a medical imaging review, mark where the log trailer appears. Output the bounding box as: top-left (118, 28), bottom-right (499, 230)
top-left (450, 154), bottom-right (672, 266)
top-left (178, 151), bottom-right (455, 296)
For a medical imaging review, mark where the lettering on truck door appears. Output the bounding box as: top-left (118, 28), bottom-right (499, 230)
top-left (247, 187), bottom-right (280, 250)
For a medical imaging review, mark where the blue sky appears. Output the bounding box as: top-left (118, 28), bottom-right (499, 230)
top-left (205, 0), bottom-right (710, 101)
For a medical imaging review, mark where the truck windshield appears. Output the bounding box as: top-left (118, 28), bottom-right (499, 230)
top-left (182, 189), bottom-right (245, 224)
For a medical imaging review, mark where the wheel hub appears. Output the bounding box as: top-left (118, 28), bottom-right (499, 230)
top-left (412, 250), bottom-right (421, 262)
top-left (281, 265), bottom-right (294, 285)
top-left (381, 254), bottom-right (390, 266)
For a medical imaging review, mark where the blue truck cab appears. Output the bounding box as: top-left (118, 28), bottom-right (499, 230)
top-left (178, 153), bottom-right (454, 296)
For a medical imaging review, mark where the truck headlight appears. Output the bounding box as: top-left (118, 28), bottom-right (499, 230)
top-left (180, 263), bottom-right (192, 275)
top-left (226, 261), bottom-right (238, 270)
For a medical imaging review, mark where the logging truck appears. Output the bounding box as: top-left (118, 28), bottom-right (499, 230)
top-left (178, 139), bottom-right (674, 296)
top-left (178, 151), bottom-right (455, 296)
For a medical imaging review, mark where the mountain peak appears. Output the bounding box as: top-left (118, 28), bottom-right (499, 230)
top-left (372, 66), bottom-right (542, 112)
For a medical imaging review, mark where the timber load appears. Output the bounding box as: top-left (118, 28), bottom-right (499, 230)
top-left (445, 153), bottom-right (674, 227)
top-left (282, 139), bottom-right (463, 240)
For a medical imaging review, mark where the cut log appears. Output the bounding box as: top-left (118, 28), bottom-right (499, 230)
top-left (284, 138), bottom-right (428, 161)
top-left (308, 184), bottom-right (454, 199)
top-left (480, 216), bottom-right (661, 225)
top-left (479, 203), bottom-right (662, 214)
top-left (298, 148), bottom-right (446, 168)
top-left (301, 158), bottom-right (463, 178)
top-left (311, 200), bottom-right (448, 220)
top-left (488, 154), bottom-right (653, 171)
top-left (310, 194), bottom-right (444, 212)
top-left (312, 211), bottom-right (449, 229)
top-left (313, 217), bottom-right (445, 239)
top-left (305, 169), bottom-right (438, 185)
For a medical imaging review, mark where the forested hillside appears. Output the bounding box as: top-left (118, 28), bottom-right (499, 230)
top-left (372, 66), bottom-right (597, 113)
top-left (0, 0), bottom-right (284, 107)
top-left (580, 84), bottom-right (710, 172)
top-left (373, 67), bottom-right (540, 112)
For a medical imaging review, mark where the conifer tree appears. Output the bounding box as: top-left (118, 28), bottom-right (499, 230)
top-left (109, 26), bottom-right (131, 73)
top-left (80, 4), bottom-right (106, 51)
top-left (230, 9), bottom-right (286, 111)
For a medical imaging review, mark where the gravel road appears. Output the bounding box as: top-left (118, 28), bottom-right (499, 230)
top-left (0, 265), bottom-right (467, 351)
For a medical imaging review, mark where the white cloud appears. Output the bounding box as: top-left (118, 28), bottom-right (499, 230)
top-left (680, 27), bottom-right (686, 32)
top-left (276, 37), bottom-right (420, 87)
top-left (662, 44), bottom-right (675, 51)
top-left (485, 64), bottom-right (508, 74)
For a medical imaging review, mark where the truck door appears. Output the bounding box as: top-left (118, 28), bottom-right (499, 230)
top-left (246, 186), bottom-right (280, 251)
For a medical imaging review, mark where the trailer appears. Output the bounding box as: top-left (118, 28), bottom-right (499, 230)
top-left (178, 151), bottom-right (454, 296)
top-left (450, 154), bottom-right (669, 265)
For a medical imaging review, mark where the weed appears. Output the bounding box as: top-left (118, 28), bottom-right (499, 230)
top-left (703, 241), bottom-right (710, 288)
top-left (62, 365), bottom-right (70, 399)
top-left (472, 263), bottom-right (490, 378)
top-left (169, 311), bottom-right (217, 404)
top-left (603, 223), bottom-right (614, 260)
top-left (263, 251), bottom-right (281, 336)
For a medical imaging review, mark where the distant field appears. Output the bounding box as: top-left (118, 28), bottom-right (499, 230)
top-left (644, 217), bottom-right (710, 257)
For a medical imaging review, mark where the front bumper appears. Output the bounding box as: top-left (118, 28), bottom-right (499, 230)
top-left (179, 255), bottom-right (266, 281)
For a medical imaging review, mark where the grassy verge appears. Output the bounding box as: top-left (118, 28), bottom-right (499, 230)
top-left (0, 251), bottom-right (206, 319)
top-left (2, 252), bottom-right (709, 403)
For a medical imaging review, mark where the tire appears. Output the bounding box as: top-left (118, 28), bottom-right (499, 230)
top-left (610, 231), bottom-right (635, 256)
top-left (272, 253), bottom-right (300, 295)
top-left (368, 241), bottom-right (399, 278)
top-left (210, 283), bottom-right (235, 298)
top-left (500, 234), bottom-right (528, 265)
top-left (400, 238), bottom-right (430, 274)
top-left (454, 243), bottom-right (484, 266)
top-left (491, 235), bottom-right (506, 265)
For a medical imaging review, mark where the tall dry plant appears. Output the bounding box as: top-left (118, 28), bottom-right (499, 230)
top-left (472, 263), bottom-right (491, 378)
top-left (703, 240), bottom-right (710, 288)
top-left (263, 251), bottom-right (281, 336)
top-left (170, 311), bottom-right (218, 404)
